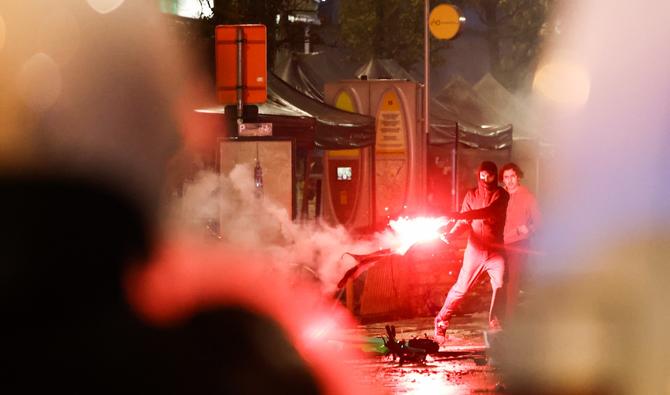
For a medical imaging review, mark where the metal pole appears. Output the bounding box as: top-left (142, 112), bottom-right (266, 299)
top-left (452, 123), bottom-right (459, 211)
top-left (236, 27), bottom-right (244, 125)
top-left (424, 0), bottom-right (430, 139)
top-left (424, 0), bottom-right (430, 210)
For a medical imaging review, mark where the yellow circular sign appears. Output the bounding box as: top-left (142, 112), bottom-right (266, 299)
top-left (429, 4), bottom-right (461, 40)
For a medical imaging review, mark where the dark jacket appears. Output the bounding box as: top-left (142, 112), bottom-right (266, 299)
top-left (457, 185), bottom-right (509, 250)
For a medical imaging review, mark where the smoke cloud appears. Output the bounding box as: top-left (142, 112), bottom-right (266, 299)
top-left (170, 164), bottom-right (395, 294)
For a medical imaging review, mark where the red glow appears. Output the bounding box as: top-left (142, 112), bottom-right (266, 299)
top-left (174, 76), bottom-right (228, 154)
top-left (396, 371), bottom-right (460, 394)
top-left (388, 216), bottom-right (450, 254)
top-left (124, 234), bottom-right (384, 395)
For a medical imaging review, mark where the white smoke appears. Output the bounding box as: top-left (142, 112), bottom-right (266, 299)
top-left (171, 164), bottom-right (390, 294)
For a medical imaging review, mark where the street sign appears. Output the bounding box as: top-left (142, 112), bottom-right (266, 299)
top-left (215, 24), bottom-right (267, 105)
top-left (238, 122), bottom-right (272, 137)
top-left (429, 4), bottom-right (461, 40)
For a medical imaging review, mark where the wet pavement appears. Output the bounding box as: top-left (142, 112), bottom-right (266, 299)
top-left (343, 313), bottom-right (505, 394)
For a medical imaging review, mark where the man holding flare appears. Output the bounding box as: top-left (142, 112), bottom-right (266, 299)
top-left (434, 161), bottom-right (509, 344)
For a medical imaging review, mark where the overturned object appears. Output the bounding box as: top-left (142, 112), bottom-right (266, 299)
top-left (383, 325), bottom-right (440, 366)
top-left (336, 249), bottom-right (395, 289)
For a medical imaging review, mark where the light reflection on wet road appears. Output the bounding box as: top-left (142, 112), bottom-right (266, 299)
top-left (343, 314), bottom-right (504, 394)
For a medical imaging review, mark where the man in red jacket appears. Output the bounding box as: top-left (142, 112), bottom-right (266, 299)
top-left (435, 161), bottom-right (509, 344)
top-left (500, 162), bottom-right (541, 321)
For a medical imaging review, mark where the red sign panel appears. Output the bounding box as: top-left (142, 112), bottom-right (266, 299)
top-left (215, 24), bottom-right (267, 105)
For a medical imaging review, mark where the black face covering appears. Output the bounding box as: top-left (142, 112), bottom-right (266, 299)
top-left (477, 161), bottom-right (498, 192)
top-left (478, 177), bottom-right (498, 192)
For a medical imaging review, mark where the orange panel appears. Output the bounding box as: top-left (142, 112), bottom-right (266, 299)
top-left (215, 24), bottom-right (267, 105)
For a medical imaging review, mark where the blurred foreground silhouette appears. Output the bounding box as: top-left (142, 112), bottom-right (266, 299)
top-left (498, 1), bottom-right (670, 394)
top-left (0, 2), bottom-right (348, 394)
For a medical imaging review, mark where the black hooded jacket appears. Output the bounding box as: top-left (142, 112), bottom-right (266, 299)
top-left (459, 182), bottom-right (509, 250)
top-left (451, 163), bottom-right (509, 250)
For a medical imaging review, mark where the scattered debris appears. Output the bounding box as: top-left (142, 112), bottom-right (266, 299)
top-left (382, 325), bottom-right (440, 366)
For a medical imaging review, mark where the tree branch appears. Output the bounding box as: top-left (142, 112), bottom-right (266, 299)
top-left (473, 2), bottom-right (489, 26)
top-left (498, 0), bottom-right (535, 24)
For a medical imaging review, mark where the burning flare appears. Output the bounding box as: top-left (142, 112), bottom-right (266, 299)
top-left (336, 215), bottom-right (453, 289)
top-left (388, 216), bottom-right (450, 255)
